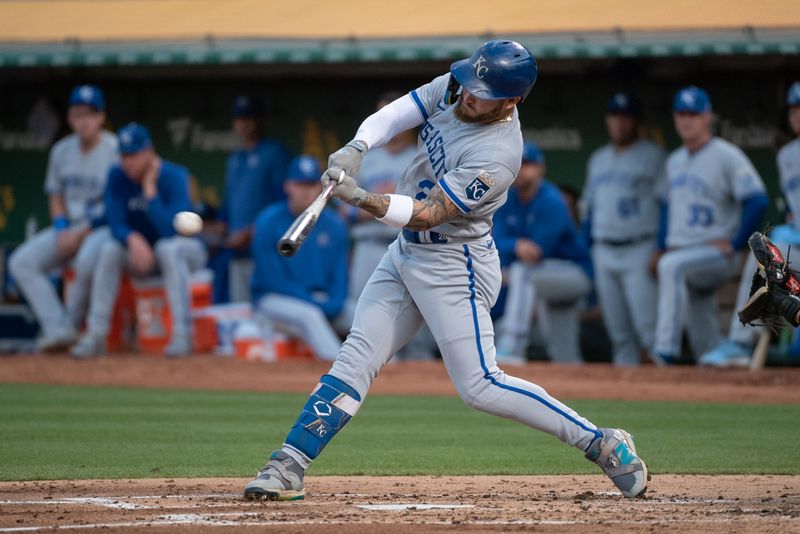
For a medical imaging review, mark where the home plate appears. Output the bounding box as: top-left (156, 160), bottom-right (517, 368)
top-left (356, 504), bottom-right (475, 511)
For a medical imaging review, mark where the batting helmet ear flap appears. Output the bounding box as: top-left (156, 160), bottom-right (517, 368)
top-left (444, 74), bottom-right (462, 105)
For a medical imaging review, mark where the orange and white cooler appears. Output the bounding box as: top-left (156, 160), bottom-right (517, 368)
top-left (133, 269), bottom-right (214, 354)
top-left (232, 319), bottom-right (315, 362)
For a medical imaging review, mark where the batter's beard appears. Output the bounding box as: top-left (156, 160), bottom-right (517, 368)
top-left (453, 97), bottom-right (508, 124)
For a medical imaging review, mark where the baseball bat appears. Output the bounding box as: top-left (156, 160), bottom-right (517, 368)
top-left (278, 181), bottom-right (336, 257)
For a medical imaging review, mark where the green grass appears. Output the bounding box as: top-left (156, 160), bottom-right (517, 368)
top-left (1, 383), bottom-right (799, 481)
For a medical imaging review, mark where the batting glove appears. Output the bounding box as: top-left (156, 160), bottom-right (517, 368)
top-left (328, 139), bottom-right (368, 177)
top-left (322, 167), bottom-right (366, 206)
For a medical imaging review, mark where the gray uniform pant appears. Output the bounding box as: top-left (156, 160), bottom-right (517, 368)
top-left (592, 241), bottom-right (657, 366)
top-left (229, 258), bottom-right (254, 303)
top-left (257, 294), bottom-right (342, 361)
top-left (342, 236), bottom-right (435, 361)
top-left (9, 226), bottom-right (110, 337)
top-left (329, 237), bottom-right (600, 451)
top-left (654, 244), bottom-right (739, 357)
top-left (86, 236), bottom-right (207, 342)
top-left (497, 260), bottom-right (592, 364)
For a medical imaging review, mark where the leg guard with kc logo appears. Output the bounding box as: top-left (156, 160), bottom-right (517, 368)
top-left (284, 374), bottom-right (362, 460)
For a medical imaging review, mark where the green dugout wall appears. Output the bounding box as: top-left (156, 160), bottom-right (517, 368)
top-left (1, 53), bottom-right (798, 244)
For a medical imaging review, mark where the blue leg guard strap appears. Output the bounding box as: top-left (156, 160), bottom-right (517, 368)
top-left (285, 374), bottom-right (362, 460)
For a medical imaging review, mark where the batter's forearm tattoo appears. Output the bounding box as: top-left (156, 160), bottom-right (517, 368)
top-left (405, 186), bottom-right (461, 231)
top-left (357, 186), bottom-right (460, 230)
top-left (357, 191), bottom-right (391, 218)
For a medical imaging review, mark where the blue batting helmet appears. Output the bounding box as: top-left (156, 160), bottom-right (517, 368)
top-left (449, 40), bottom-right (538, 103)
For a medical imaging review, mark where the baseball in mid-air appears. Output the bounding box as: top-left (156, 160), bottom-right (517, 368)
top-left (173, 211), bottom-right (203, 236)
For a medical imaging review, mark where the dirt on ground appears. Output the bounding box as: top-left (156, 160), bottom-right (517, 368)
top-left (2, 353), bottom-right (800, 404)
top-left (1, 475), bottom-right (799, 533)
top-left (2, 353), bottom-right (800, 532)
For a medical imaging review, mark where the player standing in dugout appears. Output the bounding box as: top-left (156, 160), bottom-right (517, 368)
top-left (244, 40), bottom-right (649, 501)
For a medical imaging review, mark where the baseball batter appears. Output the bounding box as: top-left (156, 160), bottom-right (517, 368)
top-left (244, 40), bottom-right (648, 502)
top-left (654, 87), bottom-right (768, 364)
top-left (9, 85), bottom-right (118, 352)
top-left (699, 81), bottom-right (800, 366)
top-left (582, 93), bottom-right (667, 366)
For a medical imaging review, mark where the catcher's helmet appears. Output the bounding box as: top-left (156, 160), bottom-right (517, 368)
top-left (448, 40), bottom-right (538, 103)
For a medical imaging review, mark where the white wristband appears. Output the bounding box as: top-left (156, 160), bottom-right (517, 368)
top-left (377, 194), bottom-right (414, 228)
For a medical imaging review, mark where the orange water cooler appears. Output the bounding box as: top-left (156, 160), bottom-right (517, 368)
top-left (133, 269), bottom-right (215, 354)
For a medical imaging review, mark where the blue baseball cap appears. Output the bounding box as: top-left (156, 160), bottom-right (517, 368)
top-left (232, 95), bottom-right (263, 118)
top-left (286, 155), bottom-right (322, 183)
top-left (68, 84), bottom-right (105, 111)
top-left (787, 82), bottom-right (800, 107)
top-left (521, 140), bottom-right (545, 164)
top-left (117, 123), bottom-right (153, 154)
top-left (673, 86), bottom-right (712, 113)
top-left (606, 92), bottom-right (642, 116)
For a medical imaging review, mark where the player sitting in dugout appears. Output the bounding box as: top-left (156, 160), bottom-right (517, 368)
top-left (698, 81), bottom-right (800, 366)
top-left (9, 85), bottom-right (118, 353)
top-left (652, 87), bottom-right (768, 365)
top-left (71, 123), bottom-right (207, 358)
top-left (493, 141), bottom-right (593, 365)
top-left (250, 155), bottom-right (349, 361)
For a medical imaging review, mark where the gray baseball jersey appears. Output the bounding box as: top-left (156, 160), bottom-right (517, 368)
top-left (583, 139), bottom-right (667, 241)
top-left (778, 138), bottom-right (800, 230)
top-left (44, 131), bottom-right (118, 225)
top-left (400, 73), bottom-right (523, 238)
top-left (663, 137), bottom-right (765, 248)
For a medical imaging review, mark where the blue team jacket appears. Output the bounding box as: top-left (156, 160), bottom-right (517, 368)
top-left (222, 139), bottom-right (290, 227)
top-left (251, 201), bottom-right (349, 319)
top-left (494, 180), bottom-right (593, 277)
top-left (105, 160), bottom-right (192, 246)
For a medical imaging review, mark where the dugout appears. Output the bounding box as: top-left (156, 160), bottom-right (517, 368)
top-left (1, 0), bottom-right (799, 249)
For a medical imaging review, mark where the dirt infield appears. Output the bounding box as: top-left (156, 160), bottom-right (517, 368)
top-left (3, 353), bottom-right (800, 403)
top-left (3, 354), bottom-right (800, 532)
top-left (1, 475), bottom-right (799, 532)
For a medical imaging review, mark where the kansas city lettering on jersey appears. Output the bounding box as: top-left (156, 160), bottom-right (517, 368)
top-left (669, 173), bottom-right (710, 196)
top-left (61, 174), bottom-right (103, 193)
top-left (419, 121), bottom-right (448, 179)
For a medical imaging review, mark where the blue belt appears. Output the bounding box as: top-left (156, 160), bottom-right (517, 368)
top-left (597, 234), bottom-right (655, 247)
top-left (402, 229), bottom-right (450, 244)
top-left (401, 229), bottom-right (490, 244)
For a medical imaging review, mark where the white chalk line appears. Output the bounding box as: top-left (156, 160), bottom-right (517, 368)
top-left (2, 514), bottom-right (799, 532)
top-left (0, 494), bottom-right (742, 509)
top-left (356, 504), bottom-right (475, 511)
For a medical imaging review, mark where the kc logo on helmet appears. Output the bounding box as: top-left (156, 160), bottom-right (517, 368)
top-left (473, 56), bottom-right (489, 79)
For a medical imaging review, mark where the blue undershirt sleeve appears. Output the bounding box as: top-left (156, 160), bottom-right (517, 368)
top-left (731, 193), bottom-right (769, 250)
top-left (656, 201), bottom-right (668, 250)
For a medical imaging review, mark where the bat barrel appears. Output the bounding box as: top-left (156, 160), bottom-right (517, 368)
top-left (278, 238), bottom-right (299, 257)
top-left (276, 182), bottom-right (337, 257)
